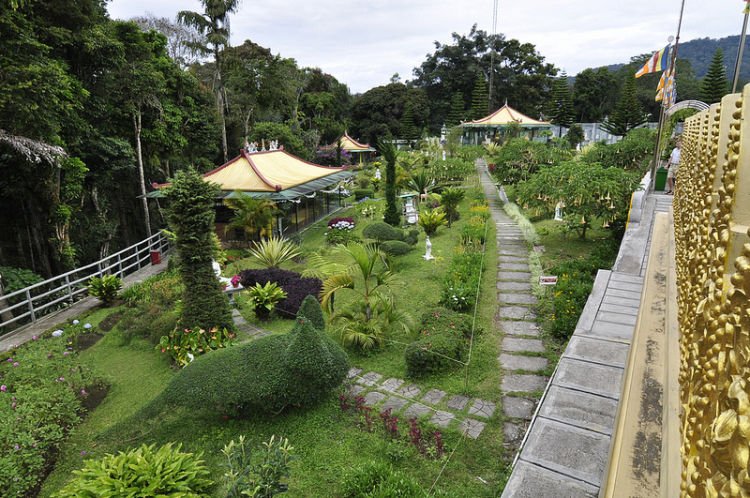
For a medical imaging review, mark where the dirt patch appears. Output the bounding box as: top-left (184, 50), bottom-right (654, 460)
top-left (77, 333), bottom-right (103, 351)
top-left (82, 383), bottom-right (109, 412)
top-left (98, 310), bottom-right (124, 332)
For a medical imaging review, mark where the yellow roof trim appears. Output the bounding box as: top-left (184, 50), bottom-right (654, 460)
top-left (465, 104), bottom-right (550, 126)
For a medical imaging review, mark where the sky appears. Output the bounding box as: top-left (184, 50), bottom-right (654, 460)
top-left (108, 0), bottom-right (750, 93)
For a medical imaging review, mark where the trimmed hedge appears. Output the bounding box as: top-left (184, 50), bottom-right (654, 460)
top-left (362, 221), bottom-right (404, 242)
top-left (404, 308), bottom-right (473, 377)
top-left (238, 268), bottom-right (322, 318)
top-left (151, 300), bottom-right (348, 416)
top-left (354, 188), bottom-right (374, 200)
top-left (380, 240), bottom-right (412, 256)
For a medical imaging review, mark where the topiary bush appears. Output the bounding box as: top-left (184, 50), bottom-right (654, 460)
top-left (380, 240), bottom-right (412, 256)
top-left (54, 443), bottom-right (213, 497)
top-left (148, 301), bottom-right (348, 416)
top-left (297, 294), bottom-right (325, 330)
top-left (362, 221), bottom-right (404, 242)
top-left (404, 308), bottom-right (473, 377)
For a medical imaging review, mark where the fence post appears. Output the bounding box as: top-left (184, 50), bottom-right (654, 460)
top-left (117, 253), bottom-right (123, 278)
top-left (26, 289), bottom-right (35, 322)
top-left (65, 274), bottom-right (73, 303)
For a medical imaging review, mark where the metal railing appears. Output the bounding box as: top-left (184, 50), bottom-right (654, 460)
top-left (0, 231), bottom-right (170, 335)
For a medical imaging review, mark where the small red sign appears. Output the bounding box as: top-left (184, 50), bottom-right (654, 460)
top-left (539, 275), bottom-right (558, 286)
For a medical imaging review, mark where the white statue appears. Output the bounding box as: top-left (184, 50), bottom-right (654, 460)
top-left (442, 150), bottom-right (446, 161)
top-left (554, 201), bottom-right (565, 222)
top-left (374, 168), bottom-right (382, 180)
top-left (423, 236), bottom-right (434, 260)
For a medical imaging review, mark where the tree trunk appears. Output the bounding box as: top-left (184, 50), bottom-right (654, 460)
top-left (0, 278), bottom-right (14, 325)
top-left (134, 109), bottom-right (152, 238)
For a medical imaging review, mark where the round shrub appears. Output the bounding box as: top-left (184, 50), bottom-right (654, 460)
top-left (362, 221), bottom-right (404, 242)
top-left (54, 443), bottom-right (212, 498)
top-left (404, 308), bottom-right (473, 377)
top-left (379, 240), bottom-right (412, 256)
top-left (404, 229), bottom-right (419, 246)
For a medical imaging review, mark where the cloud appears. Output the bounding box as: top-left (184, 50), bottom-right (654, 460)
top-left (108, 0), bottom-right (750, 91)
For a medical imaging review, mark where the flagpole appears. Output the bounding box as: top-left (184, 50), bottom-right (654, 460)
top-left (732, 3), bottom-right (750, 93)
top-left (649, 0), bottom-right (686, 192)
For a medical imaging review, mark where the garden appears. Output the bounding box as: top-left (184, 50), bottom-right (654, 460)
top-left (1, 145), bottom-right (510, 497)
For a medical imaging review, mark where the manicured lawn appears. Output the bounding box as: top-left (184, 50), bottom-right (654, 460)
top-left (39, 174), bottom-right (509, 497)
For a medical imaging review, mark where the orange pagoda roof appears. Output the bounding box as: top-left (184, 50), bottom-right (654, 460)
top-left (463, 104), bottom-right (550, 127)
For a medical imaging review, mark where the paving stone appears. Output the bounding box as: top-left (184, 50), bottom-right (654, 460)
top-left (498, 293), bottom-right (537, 305)
top-left (403, 402), bottom-right (432, 419)
top-left (499, 255), bottom-right (528, 263)
top-left (502, 337), bottom-right (545, 353)
top-left (503, 396), bottom-right (536, 419)
top-left (502, 374), bottom-right (548, 393)
top-left (498, 306), bottom-right (536, 320)
top-left (469, 398), bottom-right (496, 418)
top-left (357, 371), bottom-right (383, 386)
top-left (502, 321), bottom-right (540, 336)
top-left (586, 321), bottom-right (634, 342)
top-left (596, 310), bottom-right (637, 326)
top-left (499, 247), bottom-right (527, 256)
top-left (565, 336), bottom-right (629, 368)
top-left (446, 394), bottom-right (470, 411)
top-left (521, 418), bottom-right (610, 487)
top-left (460, 418), bottom-right (487, 439)
top-left (430, 410), bottom-right (455, 428)
top-left (553, 358), bottom-right (623, 399)
top-left (503, 421), bottom-right (525, 445)
top-left (347, 367), bottom-right (363, 379)
top-left (609, 272), bottom-right (644, 285)
top-left (539, 386), bottom-right (618, 435)
top-left (500, 461), bottom-right (598, 498)
top-left (602, 295), bottom-right (640, 308)
top-left (607, 280), bottom-right (643, 293)
top-left (396, 384), bottom-right (421, 399)
top-left (499, 353), bottom-right (548, 372)
top-left (364, 391), bottom-right (386, 407)
top-left (498, 271), bottom-right (532, 282)
top-left (499, 262), bottom-right (530, 272)
top-left (348, 384), bottom-right (366, 396)
top-left (380, 396), bottom-right (409, 414)
top-left (605, 288), bottom-right (642, 301)
top-left (497, 281), bottom-right (532, 292)
top-left (421, 389), bottom-right (446, 405)
top-left (231, 308), bottom-right (242, 317)
top-left (380, 377), bottom-right (404, 392)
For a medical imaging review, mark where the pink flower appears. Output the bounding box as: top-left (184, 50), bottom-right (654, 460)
top-left (32, 335), bottom-right (38, 341)
top-left (231, 275), bottom-right (241, 287)
top-left (12, 362), bottom-right (18, 367)
top-left (63, 351), bottom-right (70, 356)
top-left (0, 385), bottom-right (6, 392)
top-left (57, 376), bottom-right (65, 382)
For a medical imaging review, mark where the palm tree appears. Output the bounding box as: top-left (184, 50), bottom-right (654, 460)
top-left (224, 192), bottom-right (278, 241)
top-left (178, 0), bottom-right (241, 162)
top-left (439, 187), bottom-right (465, 227)
top-left (407, 170), bottom-right (438, 202)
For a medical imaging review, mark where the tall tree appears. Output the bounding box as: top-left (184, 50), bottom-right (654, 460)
top-left (701, 48), bottom-right (729, 104)
top-left (350, 83), bottom-right (429, 145)
top-left (601, 78), bottom-right (647, 136)
top-left (470, 74), bottom-right (489, 120)
top-left (546, 72), bottom-right (575, 135)
top-left (131, 14), bottom-right (205, 68)
top-left (400, 103), bottom-right (419, 140)
top-left (178, 0), bottom-right (241, 162)
top-left (445, 92), bottom-right (466, 126)
top-left (572, 67), bottom-right (617, 122)
top-left (379, 140), bottom-right (400, 227)
top-left (413, 24), bottom-right (557, 131)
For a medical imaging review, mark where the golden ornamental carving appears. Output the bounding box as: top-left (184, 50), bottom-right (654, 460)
top-left (677, 86), bottom-right (750, 497)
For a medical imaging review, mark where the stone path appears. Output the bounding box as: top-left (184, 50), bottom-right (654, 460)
top-left (346, 367), bottom-right (495, 439)
top-left (231, 308), bottom-right (272, 340)
top-left (477, 160), bottom-right (548, 450)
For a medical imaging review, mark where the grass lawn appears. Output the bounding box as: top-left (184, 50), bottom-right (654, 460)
top-left (39, 174), bottom-right (509, 497)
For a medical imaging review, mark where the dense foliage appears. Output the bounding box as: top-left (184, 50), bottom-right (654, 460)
top-left (405, 308), bottom-right (473, 377)
top-left (54, 443), bottom-right (213, 497)
top-left (0, 331), bottom-right (98, 497)
top-left (238, 268), bottom-right (322, 318)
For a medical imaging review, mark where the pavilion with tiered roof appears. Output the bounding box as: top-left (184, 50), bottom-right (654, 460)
top-left (324, 131), bottom-right (376, 164)
top-left (461, 103), bottom-right (551, 144)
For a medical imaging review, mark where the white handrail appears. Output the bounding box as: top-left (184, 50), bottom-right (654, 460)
top-left (0, 231), bottom-right (170, 334)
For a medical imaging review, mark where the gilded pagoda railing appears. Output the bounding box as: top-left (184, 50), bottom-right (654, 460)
top-left (675, 84), bottom-right (750, 496)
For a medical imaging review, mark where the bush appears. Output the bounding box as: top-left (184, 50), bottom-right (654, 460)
top-left (440, 250), bottom-right (483, 312)
top-left (341, 461), bottom-right (424, 497)
top-left (248, 236), bottom-right (301, 268)
top-left (418, 208), bottom-right (447, 236)
top-left (380, 240), bottom-right (412, 256)
top-left (86, 275), bottom-right (122, 305)
top-left (120, 304), bottom-right (179, 344)
top-left (297, 294), bottom-right (325, 330)
top-left (461, 216), bottom-right (487, 246)
top-left (247, 282), bottom-right (287, 320)
top-left (158, 326), bottom-right (236, 367)
top-left (0, 266), bottom-right (43, 295)
top-left (54, 443), bottom-right (212, 497)
top-left (405, 308), bottom-right (472, 377)
top-left (0, 335), bottom-right (98, 497)
top-left (362, 221), bottom-right (404, 242)
top-left (151, 302), bottom-right (348, 416)
top-left (326, 217), bottom-right (358, 246)
top-left (354, 188), bottom-right (374, 200)
top-left (222, 435), bottom-right (295, 498)
top-left (404, 229), bottom-right (419, 246)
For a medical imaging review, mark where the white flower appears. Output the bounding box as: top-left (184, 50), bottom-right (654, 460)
top-left (52, 330), bottom-right (64, 337)
top-left (72, 320), bottom-right (79, 325)
top-left (83, 323), bottom-right (92, 330)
